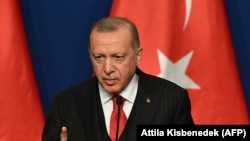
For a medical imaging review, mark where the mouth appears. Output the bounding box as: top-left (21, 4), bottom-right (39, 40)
top-left (103, 78), bottom-right (115, 85)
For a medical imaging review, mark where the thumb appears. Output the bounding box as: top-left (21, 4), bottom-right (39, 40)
top-left (60, 126), bottom-right (67, 141)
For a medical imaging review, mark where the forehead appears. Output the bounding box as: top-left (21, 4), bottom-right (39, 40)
top-left (90, 27), bottom-right (132, 50)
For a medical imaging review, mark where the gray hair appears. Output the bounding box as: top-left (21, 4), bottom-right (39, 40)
top-left (89, 17), bottom-right (140, 49)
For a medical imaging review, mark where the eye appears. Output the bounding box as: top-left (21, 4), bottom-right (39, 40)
top-left (94, 55), bottom-right (104, 61)
top-left (114, 55), bottom-right (124, 61)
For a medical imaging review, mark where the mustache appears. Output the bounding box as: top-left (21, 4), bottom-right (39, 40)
top-left (102, 74), bottom-right (117, 80)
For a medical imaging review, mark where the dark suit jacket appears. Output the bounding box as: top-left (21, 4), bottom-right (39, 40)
top-left (42, 68), bottom-right (194, 141)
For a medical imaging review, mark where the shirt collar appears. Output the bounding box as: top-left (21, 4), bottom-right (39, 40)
top-left (99, 74), bottom-right (139, 105)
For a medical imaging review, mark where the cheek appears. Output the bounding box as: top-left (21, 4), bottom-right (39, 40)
top-left (93, 65), bottom-right (103, 75)
top-left (119, 62), bottom-right (137, 77)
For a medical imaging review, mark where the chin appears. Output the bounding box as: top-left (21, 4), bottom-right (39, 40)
top-left (104, 87), bottom-right (121, 95)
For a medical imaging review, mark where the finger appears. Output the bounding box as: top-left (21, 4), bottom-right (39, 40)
top-left (60, 126), bottom-right (67, 141)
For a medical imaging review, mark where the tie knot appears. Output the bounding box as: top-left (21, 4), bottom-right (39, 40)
top-left (112, 95), bottom-right (125, 109)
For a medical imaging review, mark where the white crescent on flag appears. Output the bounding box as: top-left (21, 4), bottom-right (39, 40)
top-left (183, 0), bottom-right (192, 30)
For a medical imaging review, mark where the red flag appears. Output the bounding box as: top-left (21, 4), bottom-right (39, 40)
top-left (0, 0), bottom-right (45, 140)
top-left (110, 0), bottom-right (250, 124)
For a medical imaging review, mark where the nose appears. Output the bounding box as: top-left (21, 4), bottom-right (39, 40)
top-left (104, 58), bottom-right (114, 74)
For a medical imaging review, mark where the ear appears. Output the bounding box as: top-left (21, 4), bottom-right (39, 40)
top-left (136, 47), bottom-right (143, 65)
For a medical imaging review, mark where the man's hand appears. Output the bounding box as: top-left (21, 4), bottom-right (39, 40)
top-left (60, 126), bottom-right (67, 141)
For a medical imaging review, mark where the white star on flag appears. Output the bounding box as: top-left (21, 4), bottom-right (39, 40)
top-left (157, 49), bottom-right (200, 89)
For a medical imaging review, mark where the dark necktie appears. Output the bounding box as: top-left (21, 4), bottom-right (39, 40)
top-left (110, 95), bottom-right (127, 141)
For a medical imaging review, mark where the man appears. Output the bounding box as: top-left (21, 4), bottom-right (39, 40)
top-left (42, 17), bottom-right (194, 141)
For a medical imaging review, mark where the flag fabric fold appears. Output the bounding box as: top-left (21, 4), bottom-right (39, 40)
top-left (0, 0), bottom-right (44, 140)
top-left (110, 0), bottom-right (249, 124)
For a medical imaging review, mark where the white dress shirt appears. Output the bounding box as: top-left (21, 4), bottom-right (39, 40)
top-left (99, 74), bottom-right (138, 134)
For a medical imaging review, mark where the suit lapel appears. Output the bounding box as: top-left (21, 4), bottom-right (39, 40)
top-left (120, 69), bottom-right (162, 140)
top-left (74, 78), bottom-right (110, 141)
top-left (129, 68), bottom-right (162, 123)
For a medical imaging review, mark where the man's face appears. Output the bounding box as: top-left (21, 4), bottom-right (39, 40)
top-left (89, 26), bottom-right (142, 95)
